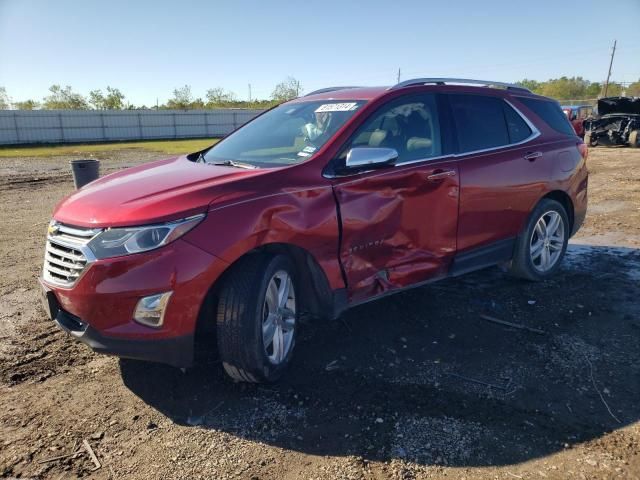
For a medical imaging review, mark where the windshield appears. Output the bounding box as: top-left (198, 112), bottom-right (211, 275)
top-left (203, 100), bottom-right (365, 167)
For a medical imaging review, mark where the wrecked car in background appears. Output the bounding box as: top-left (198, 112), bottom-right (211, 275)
top-left (584, 97), bottom-right (640, 148)
top-left (562, 105), bottom-right (593, 137)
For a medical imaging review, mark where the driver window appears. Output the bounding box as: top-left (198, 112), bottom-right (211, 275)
top-left (341, 94), bottom-right (442, 165)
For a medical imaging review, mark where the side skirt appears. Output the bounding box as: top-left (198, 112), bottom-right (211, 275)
top-left (449, 237), bottom-right (515, 277)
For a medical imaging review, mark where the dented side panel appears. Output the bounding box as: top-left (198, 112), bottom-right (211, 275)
top-left (333, 160), bottom-right (459, 302)
top-left (184, 184), bottom-right (345, 291)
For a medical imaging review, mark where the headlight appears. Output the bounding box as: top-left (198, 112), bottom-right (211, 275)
top-left (87, 214), bottom-right (205, 259)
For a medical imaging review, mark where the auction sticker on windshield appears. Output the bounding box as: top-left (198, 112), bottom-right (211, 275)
top-left (315, 103), bottom-right (359, 113)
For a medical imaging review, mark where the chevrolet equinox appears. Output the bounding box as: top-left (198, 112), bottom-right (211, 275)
top-left (40, 78), bottom-right (588, 383)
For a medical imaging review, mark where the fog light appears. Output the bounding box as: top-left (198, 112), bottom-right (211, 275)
top-left (133, 292), bottom-right (172, 328)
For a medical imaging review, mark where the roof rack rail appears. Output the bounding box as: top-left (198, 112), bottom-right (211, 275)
top-left (304, 86), bottom-right (362, 97)
top-left (389, 78), bottom-right (530, 93)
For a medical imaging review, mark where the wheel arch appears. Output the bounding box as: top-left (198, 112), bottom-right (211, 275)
top-left (193, 242), bottom-right (337, 361)
top-left (541, 190), bottom-right (575, 233)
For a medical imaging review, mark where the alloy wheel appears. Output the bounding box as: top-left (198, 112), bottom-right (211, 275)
top-left (262, 270), bottom-right (296, 365)
top-left (529, 210), bottom-right (565, 272)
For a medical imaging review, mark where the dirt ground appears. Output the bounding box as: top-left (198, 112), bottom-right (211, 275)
top-left (1, 146), bottom-right (639, 480)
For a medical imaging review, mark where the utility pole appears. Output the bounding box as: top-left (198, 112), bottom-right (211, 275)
top-left (397, 68), bottom-right (401, 83)
top-left (248, 83), bottom-right (252, 102)
top-left (603, 40), bottom-right (617, 97)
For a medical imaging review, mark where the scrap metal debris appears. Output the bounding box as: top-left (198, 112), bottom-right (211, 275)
top-left (83, 439), bottom-right (101, 470)
top-left (479, 314), bottom-right (546, 335)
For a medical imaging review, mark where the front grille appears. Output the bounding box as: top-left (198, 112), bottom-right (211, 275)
top-left (43, 223), bottom-right (101, 287)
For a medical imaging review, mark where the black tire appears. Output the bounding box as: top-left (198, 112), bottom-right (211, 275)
top-left (508, 199), bottom-right (569, 281)
top-left (630, 130), bottom-right (639, 148)
top-left (584, 133), bottom-right (596, 147)
top-left (216, 253), bottom-right (298, 383)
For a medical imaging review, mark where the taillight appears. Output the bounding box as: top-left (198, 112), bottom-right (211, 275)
top-left (577, 142), bottom-right (588, 161)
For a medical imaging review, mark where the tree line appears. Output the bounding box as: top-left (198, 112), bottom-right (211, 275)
top-left (0, 76), bottom-right (302, 110)
top-left (516, 76), bottom-right (639, 100)
top-left (1, 76), bottom-right (639, 111)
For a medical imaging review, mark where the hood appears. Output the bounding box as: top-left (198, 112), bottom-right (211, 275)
top-left (53, 156), bottom-right (269, 227)
top-left (597, 97), bottom-right (640, 116)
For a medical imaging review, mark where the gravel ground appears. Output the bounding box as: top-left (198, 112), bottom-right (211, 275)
top-left (0, 146), bottom-right (639, 479)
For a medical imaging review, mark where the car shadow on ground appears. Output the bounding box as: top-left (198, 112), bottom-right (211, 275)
top-left (120, 244), bottom-right (640, 467)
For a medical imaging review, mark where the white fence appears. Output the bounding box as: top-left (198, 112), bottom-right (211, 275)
top-left (0, 109), bottom-right (264, 145)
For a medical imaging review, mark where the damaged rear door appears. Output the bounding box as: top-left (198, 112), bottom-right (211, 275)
top-left (330, 93), bottom-right (459, 303)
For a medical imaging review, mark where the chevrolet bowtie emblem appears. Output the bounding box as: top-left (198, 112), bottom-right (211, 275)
top-left (48, 224), bottom-right (59, 235)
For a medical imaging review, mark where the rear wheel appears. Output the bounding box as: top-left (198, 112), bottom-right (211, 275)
top-left (216, 254), bottom-right (298, 383)
top-left (508, 199), bottom-right (569, 281)
top-left (629, 130), bottom-right (639, 148)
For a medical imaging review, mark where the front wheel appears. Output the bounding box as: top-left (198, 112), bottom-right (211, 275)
top-left (629, 130), bottom-right (639, 148)
top-left (508, 199), bottom-right (569, 281)
top-left (216, 254), bottom-right (298, 383)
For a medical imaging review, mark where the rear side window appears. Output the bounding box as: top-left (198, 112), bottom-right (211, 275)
top-left (504, 103), bottom-right (532, 143)
top-left (518, 97), bottom-right (576, 136)
top-left (450, 94), bottom-right (510, 152)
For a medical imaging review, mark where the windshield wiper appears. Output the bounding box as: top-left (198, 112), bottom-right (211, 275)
top-left (210, 159), bottom-right (259, 169)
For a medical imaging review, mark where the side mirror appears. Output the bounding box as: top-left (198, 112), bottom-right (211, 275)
top-left (345, 147), bottom-right (398, 170)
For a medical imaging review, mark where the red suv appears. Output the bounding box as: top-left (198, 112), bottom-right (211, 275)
top-left (40, 78), bottom-right (588, 383)
top-left (562, 105), bottom-right (593, 137)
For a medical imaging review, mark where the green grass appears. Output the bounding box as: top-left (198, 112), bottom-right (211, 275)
top-left (0, 138), bottom-right (219, 158)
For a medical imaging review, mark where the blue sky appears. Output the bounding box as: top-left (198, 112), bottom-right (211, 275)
top-left (1, 0), bottom-right (639, 105)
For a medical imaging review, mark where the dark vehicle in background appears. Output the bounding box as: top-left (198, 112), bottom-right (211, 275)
top-left (562, 105), bottom-right (593, 137)
top-left (584, 97), bottom-right (640, 148)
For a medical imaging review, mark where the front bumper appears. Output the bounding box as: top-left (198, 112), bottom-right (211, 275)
top-left (53, 303), bottom-right (193, 367)
top-left (40, 238), bottom-right (229, 368)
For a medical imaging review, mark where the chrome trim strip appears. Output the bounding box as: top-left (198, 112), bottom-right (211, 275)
top-left (46, 242), bottom-right (86, 262)
top-left (326, 98), bottom-right (541, 177)
top-left (42, 223), bottom-right (101, 288)
top-left (58, 224), bottom-right (102, 237)
top-left (48, 236), bottom-right (97, 263)
top-left (505, 98), bottom-right (541, 138)
top-left (390, 77), bottom-right (531, 92)
top-left (44, 252), bottom-right (84, 270)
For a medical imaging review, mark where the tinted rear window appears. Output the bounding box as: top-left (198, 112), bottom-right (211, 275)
top-left (504, 103), bottom-right (532, 143)
top-left (450, 94), bottom-right (509, 152)
top-left (518, 97), bottom-right (576, 136)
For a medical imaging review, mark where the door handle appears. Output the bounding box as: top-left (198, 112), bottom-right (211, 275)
top-left (427, 170), bottom-right (456, 182)
top-left (524, 151), bottom-right (543, 161)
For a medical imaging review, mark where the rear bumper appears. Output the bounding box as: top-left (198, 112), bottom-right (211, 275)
top-left (572, 204), bottom-right (586, 237)
top-left (53, 297), bottom-right (194, 367)
top-left (571, 176), bottom-right (588, 237)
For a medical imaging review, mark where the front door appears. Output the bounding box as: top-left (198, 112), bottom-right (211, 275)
top-left (331, 93), bottom-right (459, 303)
